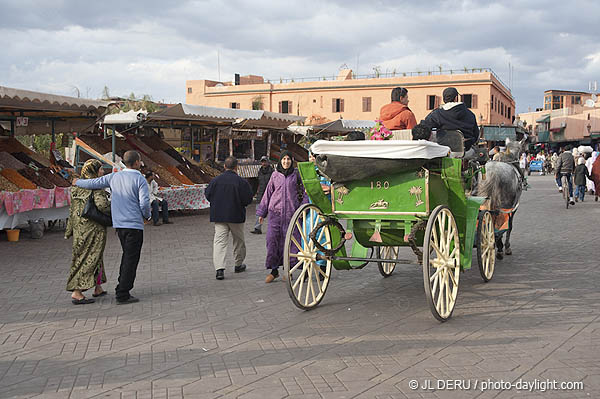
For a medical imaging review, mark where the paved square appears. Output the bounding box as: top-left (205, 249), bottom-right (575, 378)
top-left (0, 175), bottom-right (598, 398)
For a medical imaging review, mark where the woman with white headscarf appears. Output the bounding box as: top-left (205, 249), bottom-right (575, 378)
top-left (586, 151), bottom-right (598, 194)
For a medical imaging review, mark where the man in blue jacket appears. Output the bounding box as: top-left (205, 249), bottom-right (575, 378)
top-left (205, 156), bottom-right (254, 280)
top-left (73, 150), bottom-right (151, 304)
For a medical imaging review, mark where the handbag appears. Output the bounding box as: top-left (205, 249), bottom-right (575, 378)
top-left (82, 191), bottom-right (112, 227)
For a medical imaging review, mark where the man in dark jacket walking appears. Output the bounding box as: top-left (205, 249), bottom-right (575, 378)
top-left (423, 87), bottom-right (480, 152)
top-left (205, 156), bottom-right (254, 280)
top-left (251, 156), bottom-right (273, 234)
top-left (555, 145), bottom-right (576, 205)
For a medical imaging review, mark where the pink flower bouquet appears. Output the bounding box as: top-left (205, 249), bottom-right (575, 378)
top-left (368, 119), bottom-right (393, 140)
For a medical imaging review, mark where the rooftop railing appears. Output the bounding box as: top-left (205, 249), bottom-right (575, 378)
top-left (266, 68), bottom-right (510, 93)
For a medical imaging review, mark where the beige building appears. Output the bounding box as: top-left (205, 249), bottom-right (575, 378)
top-left (518, 89), bottom-right (600, 145)
top-left (186, 68), bottom-right (514, 126)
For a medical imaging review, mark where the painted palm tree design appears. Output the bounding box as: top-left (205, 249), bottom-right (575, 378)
top-left (409, 186), bottom-right (424, 207)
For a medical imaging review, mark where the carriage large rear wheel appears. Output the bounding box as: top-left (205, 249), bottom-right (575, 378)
top-left (377, 246), bottom-right (399, 277)
top-left (423, 205), bottom-right (461, 322)
top-left (284, 204), bottom-right (333, 310)
top-left (476, 210), bottom-right (496, 282)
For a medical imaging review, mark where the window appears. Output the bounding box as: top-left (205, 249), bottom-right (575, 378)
top-left (427, 95), bottom-right (437, 110)
top-left (572, 95), bottom-right (581, 105)
top-left (460, 94), bottom-right (477, 109)
top-left (588, 113), bottom-right (591, 120)
top-left (279, 100), bottom-right (291, 114)
top-left (507, 107), bottom-right (511, 119)
top-left (362, 97), bottom-right (372, 112)
top-left (230, 102), bottom-right (240, 109)
top-left (491, 95), bottom-right (494, 111)
top-left (552, 95), bottom-right (564, 109)
top-left (332, 98), bottom-right (344, 113)
top-left (187, 87), bottom-right (192, 94)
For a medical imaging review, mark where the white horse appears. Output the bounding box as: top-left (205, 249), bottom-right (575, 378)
top-left (476, 138), bottom-right (527, 258)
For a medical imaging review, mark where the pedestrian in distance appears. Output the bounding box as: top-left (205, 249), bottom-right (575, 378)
top-left (574, 157), bottom-right (592, 202)
top-left (256, 150), bottom-right (308, 283)
top-left (591, 151), bottom-right (600, 202)
top-left (72, 150), bottom-right (151, 304)
top-left (65, 159), bottom-right (110, 305)
top-left (555, 145), bottom-right (576, 205)
top-left (145, 171), bottom-right (173, 226)
top-left (205, 156), bottom-right (254, 280)
top-left (251, 156), bottom-right (273, 234)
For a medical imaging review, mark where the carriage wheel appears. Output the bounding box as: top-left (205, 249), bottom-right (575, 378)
top-left (476, 211), bottom-right (496, 282)
top-left (284, 204), bottom-right (333, 311)
top-left (423, 205), bottom-right (461, 322)
top-left (377, 246), bottom-right (399, 277)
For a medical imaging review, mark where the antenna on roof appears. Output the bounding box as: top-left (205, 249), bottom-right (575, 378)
top-left (589, 81), bottom-right (597, 92)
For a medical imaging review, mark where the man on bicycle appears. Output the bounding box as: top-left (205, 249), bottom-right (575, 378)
top-left (555, 145), bottom-right (575, 205)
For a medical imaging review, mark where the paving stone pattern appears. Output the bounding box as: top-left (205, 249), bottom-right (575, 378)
top-left (0, 175), bottom-right (598, 398)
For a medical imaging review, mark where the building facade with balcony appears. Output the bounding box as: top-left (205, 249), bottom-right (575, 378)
top-left (186, 68), bottom-right (514, 127)
top-left (518, 90), bottom-right (600, 147)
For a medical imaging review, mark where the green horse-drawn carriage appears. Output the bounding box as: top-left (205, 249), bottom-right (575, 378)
top-left (283, 139), bottom-right (496, 321)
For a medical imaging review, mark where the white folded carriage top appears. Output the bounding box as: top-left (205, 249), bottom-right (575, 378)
top-left (310, 140), bottom-right (451, 160)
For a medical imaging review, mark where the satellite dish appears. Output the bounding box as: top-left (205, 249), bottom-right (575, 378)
top-left (592, 93), bottom-right (598, 101)
top-left (584, 99), bottom-right (595, 107)
top-left (215, 83), bottom-right (224, 87)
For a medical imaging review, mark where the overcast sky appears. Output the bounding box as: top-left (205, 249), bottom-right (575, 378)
top-left (1, 0), bottom-right (599, 113)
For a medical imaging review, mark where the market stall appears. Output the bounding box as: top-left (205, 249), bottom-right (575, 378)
top-left (0, 86), bottom-right (112, 236)
top-left (74, 130), bottom-right (214, 211)
top-left (147, 104), bottom-right (306, 178)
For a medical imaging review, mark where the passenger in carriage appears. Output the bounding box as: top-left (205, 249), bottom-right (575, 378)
top-left (379, 87), bottom-right (417, 130)
top-left (422, 87), bottom-right (480, 152)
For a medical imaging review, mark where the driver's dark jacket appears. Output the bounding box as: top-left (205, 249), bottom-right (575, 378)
top-left (555, 152), bottom-right (575, 174)
top-left (422, 102), bottom-right (479, 150)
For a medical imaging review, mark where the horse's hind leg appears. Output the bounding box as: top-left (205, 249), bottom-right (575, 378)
top-left (495, 233), bottom-right (504, 259)
top-left (505, 213), bottom-right (515, 255)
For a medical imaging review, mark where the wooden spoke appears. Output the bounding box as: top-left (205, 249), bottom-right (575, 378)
top-left (290, 259), bottom-right (303, 273)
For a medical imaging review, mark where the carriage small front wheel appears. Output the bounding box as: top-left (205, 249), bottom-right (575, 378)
top-left (284, 204), bottom-right (333, 310)
top-left (423, 205), bottom-right (461, 322)
top-left (477, 210), bottom-right (496, 282)
top-left (377, 246), bottom-right (399, 277)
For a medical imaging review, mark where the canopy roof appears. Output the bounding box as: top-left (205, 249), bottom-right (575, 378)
top-left (482, 125), bottom-right (517, 141)
top-left (0, 85), bottom-right (111, 114)
top-left (312, 119), bottom-right (375, 133)
top-left (535, 114), bottom-right (550, 123)
top-left (148, 103), bottom-right (305, 129)
top-left (0, 86), bottom-right (114, 136)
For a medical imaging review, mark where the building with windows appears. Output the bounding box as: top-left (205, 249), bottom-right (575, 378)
top-left (186, 68), bottom-right (514, 126)
top-left (518, 90), bottom-right (600, 146)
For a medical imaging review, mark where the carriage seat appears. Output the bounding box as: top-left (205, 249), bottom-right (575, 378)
top-left (433, 130), bottom-right (464, 158)
top-left (309, 139), bottom-right (450, 160)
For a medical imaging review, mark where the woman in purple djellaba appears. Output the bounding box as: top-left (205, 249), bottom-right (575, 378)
top-left (256, 151), bottom-right (307, 283)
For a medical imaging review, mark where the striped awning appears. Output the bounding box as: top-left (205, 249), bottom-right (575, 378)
top-left (237, 163), bottom-right (261, 178)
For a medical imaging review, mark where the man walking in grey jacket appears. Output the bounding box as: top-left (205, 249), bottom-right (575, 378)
top-left (555, 145), bottom-right (576, 205)
top-left (73, 151), bottom-right (151, 304)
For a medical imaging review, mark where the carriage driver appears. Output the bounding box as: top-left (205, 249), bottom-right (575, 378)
top-left (422, 87), bottom-right (480, 156)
